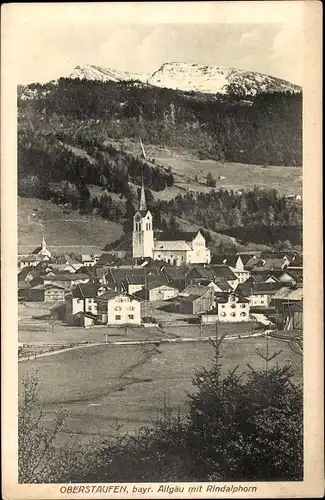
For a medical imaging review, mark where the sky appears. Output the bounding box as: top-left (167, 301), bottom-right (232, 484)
top-left (5, 1), bottom-right (304, 86)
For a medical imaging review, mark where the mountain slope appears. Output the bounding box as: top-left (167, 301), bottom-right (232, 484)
top-left (69, 62), bottom-right (301, 96)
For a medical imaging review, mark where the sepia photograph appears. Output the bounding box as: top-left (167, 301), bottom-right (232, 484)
top-left (1, 1), bottom-right (323, 498)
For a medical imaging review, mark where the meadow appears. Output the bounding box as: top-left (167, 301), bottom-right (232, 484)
top-left (18, 197), bottom-right (123, 254)
top-left (19, 337), bottom-right (302, 446)
top-left (153, 156), bottom-right (302, 199)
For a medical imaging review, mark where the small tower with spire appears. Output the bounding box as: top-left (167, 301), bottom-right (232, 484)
top-left (38, 233), bottom-right (52, 258)
top-left (132, 179), bottom-right (154, 259)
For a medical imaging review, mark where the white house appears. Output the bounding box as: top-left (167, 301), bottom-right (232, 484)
top-left (214, 293), bottom-right (250, 323)
top-left (132, 182), bottom-right (210, 265)
top-left (96, 291), bottom-right (142, 325)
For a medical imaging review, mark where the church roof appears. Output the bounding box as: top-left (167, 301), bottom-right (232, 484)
top-left (155, 231), bottom-right (199, 242)
top-left (154, 240), bottom-right (192, 251)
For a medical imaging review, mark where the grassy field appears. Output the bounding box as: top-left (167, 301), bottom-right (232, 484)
top-left (19, 337), bottom-right (302, 446)
top-left (18, 197), bottom-right (123, 254)
top-left (153, 157), bottom-right (302, 199)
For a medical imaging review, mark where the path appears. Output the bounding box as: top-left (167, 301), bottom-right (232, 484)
top-left (18, 331), bottom-right (266, 362)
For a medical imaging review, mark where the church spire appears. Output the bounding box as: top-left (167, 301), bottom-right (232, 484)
top-left (41, 233), bottom-right (47, 251)
top-left (139, 178), bottom-right (147, 212)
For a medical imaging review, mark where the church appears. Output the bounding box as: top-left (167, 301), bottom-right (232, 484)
top-left (132, 183), bottom-right (211, 266)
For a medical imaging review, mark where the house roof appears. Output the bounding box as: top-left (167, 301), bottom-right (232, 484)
top-left (96, 291), bottom-right (141, 302)
top-left (210, 254), bottom-right (241, 267)
top-left (210, 265), bottom-right (237, 281)
top-left (18, 267), bottom-right (34, 281)
top-left (31, 284), bottom-right (65, 290)
top-left (21, 255), bottom-right (40, 262)
top-left (96, 253), bottom-right (117, 265)
top-left (239, 253), bottom-right (259, 265)
top-left (181, 284), bottom-right (212, 297)
top-left (31, 246), bottom-right (42, 254)
top-left (155, 231), bottom-right (199, 242)
top-left (271, 287), bottom-right (303, 301)
top-left (180, 293), bottom-right (202, 303)
top-left (236, 281), bottom-right (283, 296)
top-left (72, 283), bottom-right (101, 299)
top-left (41, 273), bottom-right (90, 281)
top-left (18, 281), bottom-right (31, 290)
top-left (215, 293), bottom-right (250, 304)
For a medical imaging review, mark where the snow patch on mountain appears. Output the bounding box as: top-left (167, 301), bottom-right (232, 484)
top-left (68, 62), bottom-right (301, 96)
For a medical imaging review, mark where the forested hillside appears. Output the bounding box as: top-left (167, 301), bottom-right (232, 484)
top-left (17, 78), bottom-right (302, 248)
top-left (18, 78), bottom-right (302, 166)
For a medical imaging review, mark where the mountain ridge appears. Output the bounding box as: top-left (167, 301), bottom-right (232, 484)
top-left (69, 61), bottom-right (301, 96)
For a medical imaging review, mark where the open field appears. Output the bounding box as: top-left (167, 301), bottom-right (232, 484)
top-left (18, 197), bottom-right (123, 254)
top-left (153, 157), bottom-right (302, 199)
top-left (19, 337), bottom-right (302, 445)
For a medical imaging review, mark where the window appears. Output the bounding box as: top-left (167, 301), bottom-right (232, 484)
top-left (240, 312), bottom-right (246, 317)
top-left (115, 315), bottom-right (121, 320)
top-left (88, 306), bottom-right (92, 312)
top-left (220, 312), bottom-right (226, 317)
top-left (241, 304), bottom-right (246, 308)
top-left (221, 305), bottom-right (225, 308)
top-left (128, 315), bottom-right (134, 320)
top-left (230, 304), bottom-right (236, 309)
top-left (260, 300), bottom-right (264, 304)
top-left (231, 312), bottom-right (236, 317)
top-left (115, 306), bottom-right (121, 311)
top-left (129, 306), bottom-right (134, 311)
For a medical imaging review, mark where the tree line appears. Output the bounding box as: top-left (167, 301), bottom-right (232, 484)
top-left (18, 78), bottom-right (302, 165)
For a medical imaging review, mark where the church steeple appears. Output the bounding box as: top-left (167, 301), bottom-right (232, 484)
top-left (139, 178), bottom-right (147, 212)
top-left (41, 234), bottom-right (47, 251)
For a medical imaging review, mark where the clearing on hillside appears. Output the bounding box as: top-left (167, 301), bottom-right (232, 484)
top-left (18, 197), bottom-right (123, 254)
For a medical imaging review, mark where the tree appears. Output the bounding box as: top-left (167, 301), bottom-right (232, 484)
top-left (206, 171), bottom-right (215, 187)
top-left (19, 373), bottom-right (68, 483)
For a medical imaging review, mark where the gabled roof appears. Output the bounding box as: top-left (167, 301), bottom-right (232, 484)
top-left (31, 246), bottom-right (42, 254)
top-left (180, 293), bottom-right (202, 303)
top-left (18, 267), bottom-right (34, 281)
top-left (154, 240), bottom-right (192, 251)
top-left (41, 273), bottom-right (90, 281)
top-left (21, 255), bottom-right (40, 262)
top-left (72, 283), bottom-right (102, 299)
top-left (236, 280), bottom-right (284, 296)
top-left (155, 231), bottom-right (199, 242)
top-left (181, 284), bottom-right (212, 297)
top-left (210, 265), bottom-right (237, 281)
top-left (210, 254), bottom-right (241, 267)
top-left (215, 293), bottom-right (250, 304)
top-left (31, 283), bottom-right (65, 290)
top-left (96, 253), bottom-right (117, 266)
top-left (96, 291), bottom-right (141, 302)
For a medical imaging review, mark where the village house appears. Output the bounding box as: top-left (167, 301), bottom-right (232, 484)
top-left (211, 255), bottom-right (251, 283)
top-left (236, 280), bottom-right (283, 308)
top-left (270, 285), bottom-right (303, 315)
top-left (185, 265), bottom-right (238, 290)
top-left (201, 293), bottom-right (250, 324)
top-left (81, 254), bottom-right (101, 267)
top-left (134, 282), bottom-right (179, 302)
top-left (96, 291), bottom-right (142, 325)
top-left (29, 284), bottom-right (65, 302)
top-left (179, 284), bottom-right (215, 315)
top-left (18, 254), bottom-right (45, 269)
top-left (65, 283), bottom-right (111, 326)
top-left (42, 273), bottom-right (90, 290)
top-left (251, 258), bottom-right (289, 275)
